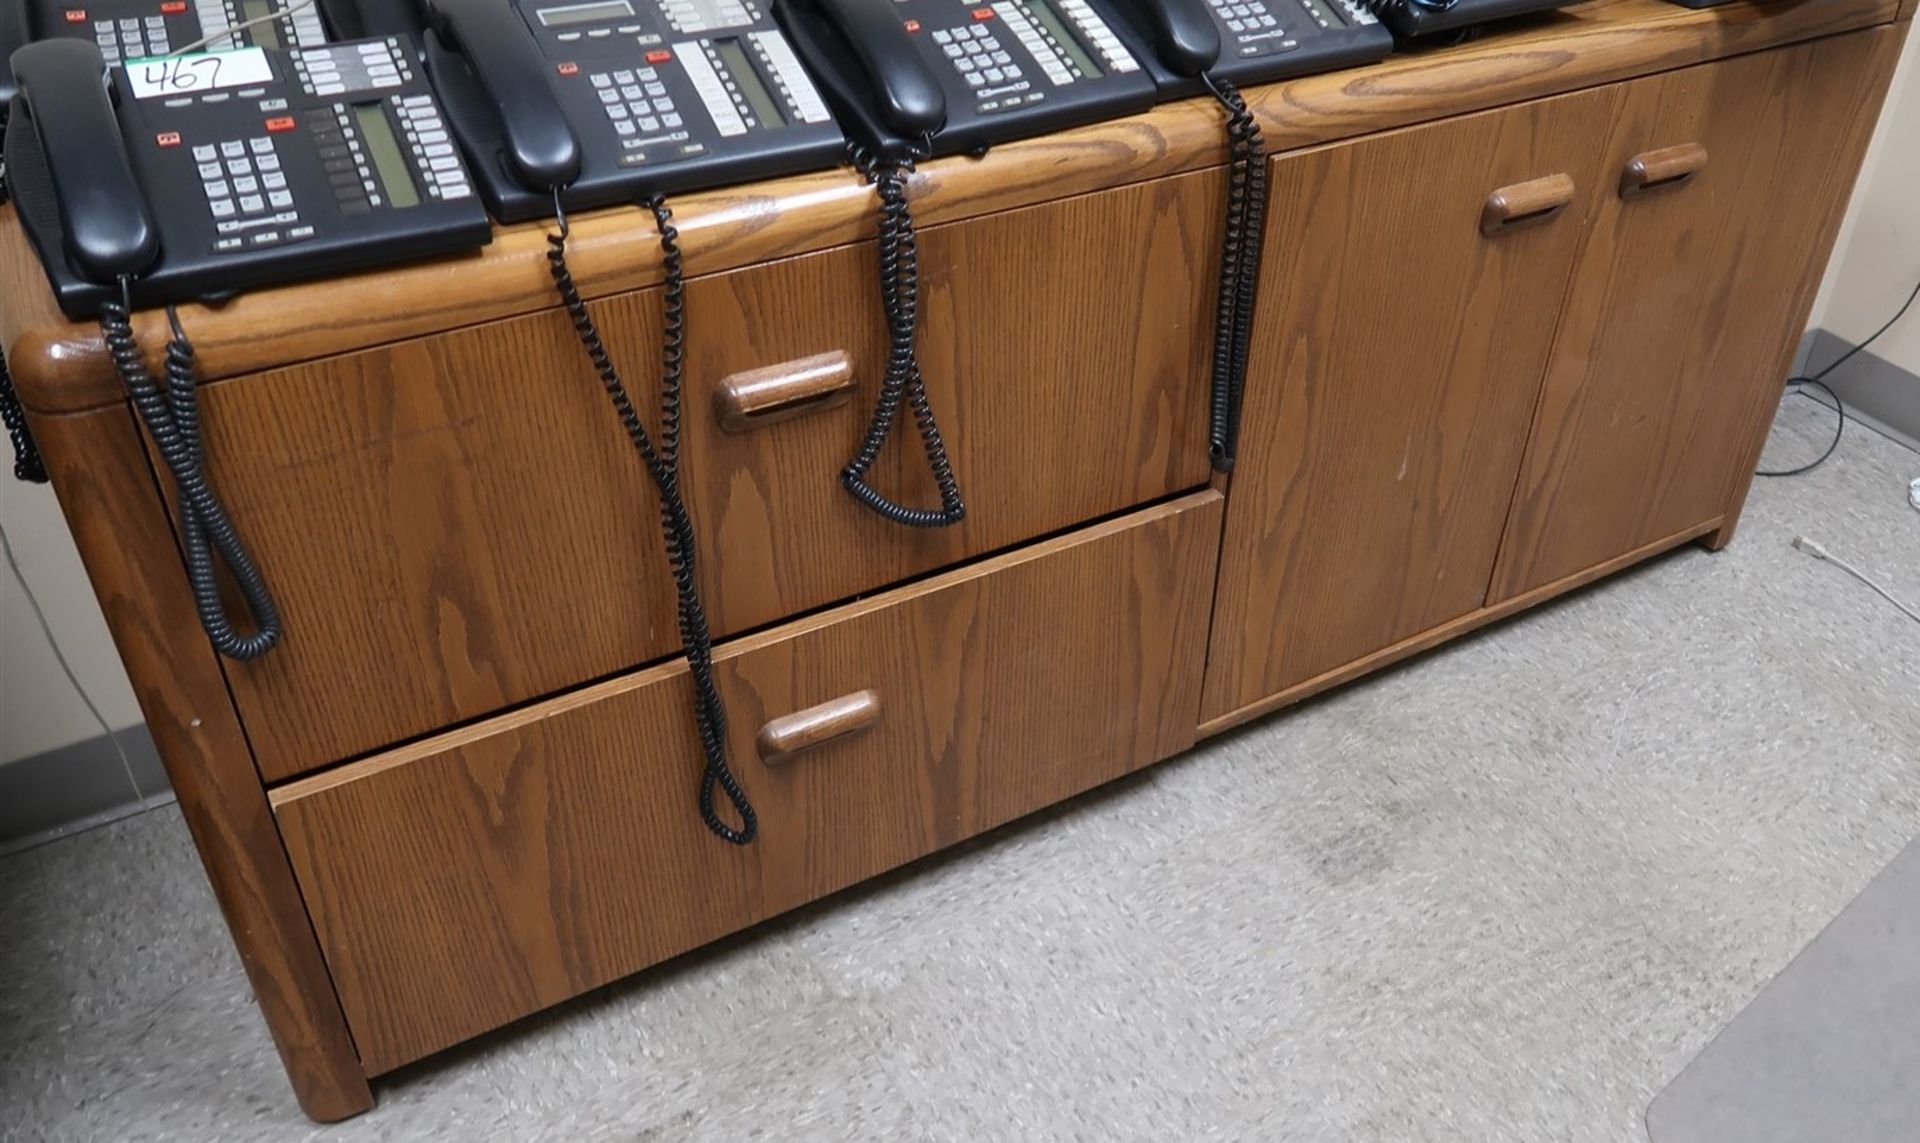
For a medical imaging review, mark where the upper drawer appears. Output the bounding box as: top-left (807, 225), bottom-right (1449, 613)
top-left (271, 491), bottom-right (1223, 1073)
top-left (195, 170), bottom-right (1220, 779)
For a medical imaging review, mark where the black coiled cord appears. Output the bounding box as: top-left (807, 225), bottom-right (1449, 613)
top-left (842, 145), bottom-right (966, 529)
top-left (99, 292), bottom-right (280, 659)
top-left (545, 190), bottom-right (757, 847)
top-left (0, 352), bottom-right (47, 484)
top-left (1202, 76), bottom-right (1270, 474)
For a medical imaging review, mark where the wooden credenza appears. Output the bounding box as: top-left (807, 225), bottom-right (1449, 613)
top-left (2, 0), bottom-right (1905, 1121)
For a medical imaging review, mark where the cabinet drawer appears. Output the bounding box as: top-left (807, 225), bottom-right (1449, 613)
top-left (271, 491), bottom-right (1222, 1073)
top-left (197, 171), bottom-right (1220, 779)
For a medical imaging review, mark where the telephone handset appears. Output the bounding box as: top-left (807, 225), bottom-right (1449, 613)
top-left (422, 0), bottom-right (844, 223)
top-left (777, 0), bottom-right (1157, 159)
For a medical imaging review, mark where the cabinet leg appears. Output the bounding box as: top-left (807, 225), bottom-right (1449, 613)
top-left (26, 406), bottom-right (373, 1124)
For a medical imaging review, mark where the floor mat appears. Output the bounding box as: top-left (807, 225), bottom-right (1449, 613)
top-left (1648, 837), bottom-right (1920, 1143)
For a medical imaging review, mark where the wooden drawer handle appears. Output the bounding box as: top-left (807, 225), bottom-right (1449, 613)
top-left (1480, 174), bottom-right (1576, 236)
top-left (757, 690), bottom-right (881, 765)
top-left (715, 351), bottom-right (856, 432)
top-left (1620, 143), bottom-right (1708, 198)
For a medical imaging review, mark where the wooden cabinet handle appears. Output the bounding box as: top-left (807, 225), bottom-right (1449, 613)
top-left (1620, 143), bottom-right (1708, 198)
top-left (715, 351), bottom-right (856, 432)
top-left (1480, 174), bottom-right (1576, 236)
top-left (757, 691), bottom-right (881, 765)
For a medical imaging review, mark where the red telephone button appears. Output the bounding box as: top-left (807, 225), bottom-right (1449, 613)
top-left (646, 49), bottom-right (672, 63)
top-left (64, 8), bottom-right (88, 21)
top-left (156, 131), bottom-right (182, 147)
top-left (972, 7), bottom-right (993, 17)
top-left (265, 116), bottom-right (297, 132)
top-left (557, 61), bottom-right (579, 75)
top-left (903, 18), bottom-right (921, 31)
top-left (160, 0), bottom-right (187, 11)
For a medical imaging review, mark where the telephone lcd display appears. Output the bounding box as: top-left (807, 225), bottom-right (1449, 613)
top-left (354, 103), bottom-right (422, 209)
top-left (537, 0), bottom-right (637, 25)
top-left (716, 39), bottom-right (786, 129)
top-left (241, 0), bottom-right (282, 50)
top-left (1027, 0), bottom-right (1103, 77)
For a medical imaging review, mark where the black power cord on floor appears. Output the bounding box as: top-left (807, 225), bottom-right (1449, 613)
top-left (1758, 274), bottom-right (1920, 479)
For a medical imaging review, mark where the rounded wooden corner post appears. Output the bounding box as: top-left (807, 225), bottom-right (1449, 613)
top-left (21, 402), bottom-right (374, 1124)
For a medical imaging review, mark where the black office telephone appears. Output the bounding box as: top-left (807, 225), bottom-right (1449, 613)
top-left (1106, 0), bottom-right (1389, 94)
top-left (6, 37), bottom-right (491, 660)
top-left (1360, 0), bottom-right (1572, 39)
top-left (777, 0), bottom-right (1157, 159)
top-left (0, 0), bottom-right (426, 116)
top-left (6, 36), bottom-right (491, 315)
top-left (421, 0), bottom-right (845, 222)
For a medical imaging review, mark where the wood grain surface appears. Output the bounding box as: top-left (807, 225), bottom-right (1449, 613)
top-left (203, 171), bottom-right (1215, 778)
top-left (1200, 86), bottom-right (1619, 722)
top-left (1199, 516), bottom-right (1722, 737)
top-left (19, 407), bottom-right (372, 1121)
top-left (272, 491), bottom-right (1222, 1074)
top-left (1, 0), bottom-right (1899, 414)
top-left (1489, 27), bottom-right (1901, 599)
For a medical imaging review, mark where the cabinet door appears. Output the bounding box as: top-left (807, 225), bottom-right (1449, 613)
top-left (1489, 28), bottom-right (1900, 600)
top-left (1201, 89), bottom-right (1618, 724)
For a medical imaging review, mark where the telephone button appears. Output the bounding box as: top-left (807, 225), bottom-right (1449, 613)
top-left (973, 7), bottom-right (993, 18)
top-left (233, 176), bottom-right (260, 194)
top-left (933, 28), bottom-right (951, 42)
top-left (646, 50), bottom-right (672, 63)
top-left (65, 9), bottom-right (88, 22)
top-left (240, 195), bottom-right (266, 213)
top-left (903, 19), bottom-right (920, 32)
top-left (258, 154), bottom-right (283, 172)
top-left (215, 238), bottom-right (245, 253)
top-left (250, 232), bottom-right (282, 247)
top-left (197, 162), bottom-right (223, 180)
top-left (557, 62), bottom-right (580, 76)
top-left (205, 178), bottom-right (231, 200)
top-left (156, 132), bottom-right (183, 148)
top-left (161, 1), bottom-right (187, 12)
top-left (263, 172), bottom-right (289, 191)
top-left (269, 191), bottom-right (295, 210)
top-left (557, 31), bottom-right (582, 42)
top-left (266, 116), bottom-right (297, 133)
top-left (289, 226), bottom-right (317, 241)
top-left (210, 199), bottom-right (237, 219)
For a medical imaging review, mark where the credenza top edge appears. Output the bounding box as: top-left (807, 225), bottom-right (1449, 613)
top-left (1, 0), bottom-right (1901, 415)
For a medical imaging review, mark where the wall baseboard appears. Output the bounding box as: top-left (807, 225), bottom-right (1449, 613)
top-left (1798, 328), bottom-right (1920, 454)
top-left (0, 726), bottom-right (172, 856)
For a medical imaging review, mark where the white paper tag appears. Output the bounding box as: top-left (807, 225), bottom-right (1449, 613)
top-left (126, 48), bottom-right (276, 100)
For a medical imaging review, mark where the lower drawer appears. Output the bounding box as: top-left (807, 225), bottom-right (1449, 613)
top-left (271, 491), bottom-right (1223, 1073)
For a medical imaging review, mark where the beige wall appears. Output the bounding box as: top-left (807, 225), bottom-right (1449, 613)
top-left (1810, 24), bottom-right (1920, 370)
top-left (1, 478), bottom-right (144, 764)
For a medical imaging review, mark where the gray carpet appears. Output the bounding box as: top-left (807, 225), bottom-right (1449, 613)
top-left (3, 393), bottom-right (1917, 1143)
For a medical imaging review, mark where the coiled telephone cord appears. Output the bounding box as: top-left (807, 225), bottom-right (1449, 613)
top-left (842, 145), bottom-right (967, 528)
top-left (1, 353), bottom-right (47, 484)
top-left (1203, 76), bottom-right (1269, 473)
top-left (545, 190), bottom-right (757, 847)
top-left (98, 295), bottom-right (281, 659)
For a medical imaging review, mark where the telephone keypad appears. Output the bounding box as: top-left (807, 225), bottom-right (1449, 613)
top-left (590, 66), bottom-right (685, 148)
top-left (199, 133), bottom-right (305, 252)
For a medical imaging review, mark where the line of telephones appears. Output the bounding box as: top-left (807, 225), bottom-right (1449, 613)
top-left (0, 0), bottom-right (1574, 842)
